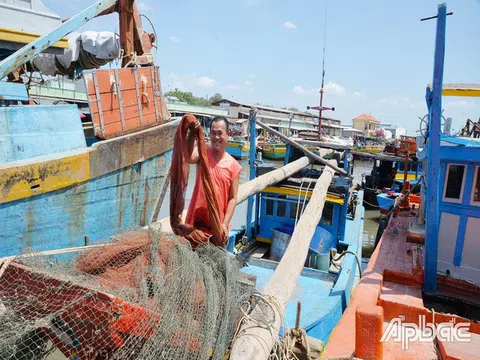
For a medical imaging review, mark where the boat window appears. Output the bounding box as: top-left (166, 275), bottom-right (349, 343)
top-left (321, 202), bottom-right (334, 226)
top-left (277, 195), bottom-right (287, 217)
top-left (290, 202), bottom-right (298, 220)
top-left (471, 166), bottom-right (480, 205)
top-left (443, 164), bottom-right (466, 202)
top-left (266, 198), bottom-right (274, 216)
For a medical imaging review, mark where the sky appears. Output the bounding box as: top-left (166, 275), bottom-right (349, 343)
top-left (45, 0), bottom-right (480, 135)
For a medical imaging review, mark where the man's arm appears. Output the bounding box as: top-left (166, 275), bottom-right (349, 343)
top-left (222, 173), bottom-right (240, 235)
top-left (186, 122), bottom-right (200, 164)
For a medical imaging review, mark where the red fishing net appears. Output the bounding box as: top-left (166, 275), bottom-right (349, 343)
top-left (169, 114), bottom-right (226, 247)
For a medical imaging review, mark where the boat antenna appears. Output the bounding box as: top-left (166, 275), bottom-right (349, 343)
top-left (307, 0), bottom-right (335, 139)
top-left (318, 0), bottom-right (328, 139)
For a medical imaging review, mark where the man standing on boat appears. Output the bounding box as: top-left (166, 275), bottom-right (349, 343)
top-left (185, 116), bottom-right (242, 245)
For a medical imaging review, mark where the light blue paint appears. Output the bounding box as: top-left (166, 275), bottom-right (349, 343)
top-left (0, 150), bottom-right (172, 257)
top-left (0, 0), bottom-right (117, 79)
top-left (0, 82), bottom-right (29, 101)
top-left (424, 3), bottom-right (447, 294)
top-left (242, 190), bottom-right (364, 343)
top-left (226, 144), bottom-right (249, 159)
top-left (439, 147), bottom-right (480, 162)
top-left (0, 105), bottom-right (86, 163)
top-left (441, 135), bottom-right (480, 147)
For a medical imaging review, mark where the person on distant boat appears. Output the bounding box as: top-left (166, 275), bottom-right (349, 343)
top-left (185, 116), bottom-right (242, 245)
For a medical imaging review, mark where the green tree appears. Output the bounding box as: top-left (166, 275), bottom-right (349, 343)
top-left (209, 93), bottom-right (223, 103)
top-left (165, 89), bottom-right (223, 106)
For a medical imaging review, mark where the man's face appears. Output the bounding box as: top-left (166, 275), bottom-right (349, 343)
top-left (210, 121), bottom-right (228, 152)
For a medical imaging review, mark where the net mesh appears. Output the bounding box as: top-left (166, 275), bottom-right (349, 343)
top-left (0, 227), bottom-right (254, 360)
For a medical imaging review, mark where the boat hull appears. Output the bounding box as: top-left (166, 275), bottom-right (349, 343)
top-left (0, 120), bottom-right (179, 257)
top-left (376, 193), bottom-right (396, 215)
top-left (226, 142), bottom-right (249, 160)
top-left (262, 147), bottom-right (286, 160)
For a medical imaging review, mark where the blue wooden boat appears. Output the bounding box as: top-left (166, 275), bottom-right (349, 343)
top-left (236, 114), bottom-right (365, 345)
top-left (0, 0), bottom-right (177, 258)
top-left (226, 138), bottom-right (250, 159)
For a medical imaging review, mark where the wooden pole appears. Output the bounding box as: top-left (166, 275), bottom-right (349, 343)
top-left (237, 156), bottom-right (311, 205)
top-left (255, 119), bottom-right (348, 177)
top-left (151, 170), bottom-right (171, 223)
top-left (229, 160), bottom-right (337, 360)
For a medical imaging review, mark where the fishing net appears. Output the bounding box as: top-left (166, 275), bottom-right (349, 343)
top-left (0, 226), bottom-right (254, 360)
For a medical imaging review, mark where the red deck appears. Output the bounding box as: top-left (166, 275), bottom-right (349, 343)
top-left (323, 210), bottom-right (480, 360)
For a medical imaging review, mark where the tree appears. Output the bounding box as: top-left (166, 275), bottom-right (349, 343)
top-left (164, 89), bottom-right (222, 106)
top-left (209, 93), bottom-right (223, 103)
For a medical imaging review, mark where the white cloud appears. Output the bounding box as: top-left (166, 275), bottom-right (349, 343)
top-left (137, 2), bottom-right (153, 11)
top-left (324, 81), bottom-right (345, 95)
top-left (292, 86), bottom-right (307, 94)
top-left (248, 73), bottom-right (256, 79)
top-left (352, 91), bottom-right (363, 97)
top-left (167, 73), bottom-right (216, 90)
top-left (168, 36), bottom-right (180, 43)
top-left (197, 76), bottom-right (216, 88)
top-left (282, 21), bottom-right (297, 29)
top-left (226, 84), bottom-right (241, 91)
top-left (244, 80), bottom-right (253, 85)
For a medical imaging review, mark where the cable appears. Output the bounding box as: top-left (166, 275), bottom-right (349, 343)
top-left (331, 250), bottom-right (362, 278)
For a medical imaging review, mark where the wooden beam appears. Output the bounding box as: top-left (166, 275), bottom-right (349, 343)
top-left (229, 160), bottom-right (337, 360)
top-left (255, 119), bottom-right (348, 177)
top-left (237, 156), bottom-right (311, 204)
top-left (351, 150), bottom-right (416, 163)
top-left (295, 138), bottom-right (352, 151)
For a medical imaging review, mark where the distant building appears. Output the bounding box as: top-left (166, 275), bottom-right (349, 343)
top-left (341, 125), bottom-right (363, 138)
top-left (381, 123), bottom-right (406, 139)
top-left (352, 114), bottom-right (381, 137)
top-left (211, 99), bottom-right (342, 136)
top-left (166, 101), bottom-right (228, 129)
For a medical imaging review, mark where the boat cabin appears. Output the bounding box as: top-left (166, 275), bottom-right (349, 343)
top-left (433, 135), bottom-right (480, 285)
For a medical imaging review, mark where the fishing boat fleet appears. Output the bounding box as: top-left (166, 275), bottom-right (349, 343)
top-left (0, 1), bottom-right (479, 359)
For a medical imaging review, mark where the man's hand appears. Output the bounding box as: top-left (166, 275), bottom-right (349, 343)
top-left (221, 223), bottom-right (228, 241)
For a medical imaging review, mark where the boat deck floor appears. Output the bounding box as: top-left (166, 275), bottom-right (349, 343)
top-left (242, 260), bottom-right (338, 332)
top-left (324, 210), bottom-right (480, 360)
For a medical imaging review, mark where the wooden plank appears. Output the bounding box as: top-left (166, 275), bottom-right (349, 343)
top-left (86, 67), bottom-right (155, 95)
top-left (229, 160), bottom-right (337, 360)
top-left (91, 100), bottom-right (156, 125)
top-left (89, 87), bottom-right (154, 113)
top-left (237, 157), bottom-right (311, 204)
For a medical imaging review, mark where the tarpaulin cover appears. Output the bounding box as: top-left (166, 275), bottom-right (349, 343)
top-left (170, 114), bottom-right (226, 247)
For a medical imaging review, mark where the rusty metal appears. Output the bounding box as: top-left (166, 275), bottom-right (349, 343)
top-left (133, 67), bottom-right (143, 125)
top-left (151, 66), bottom-right (159, 120)
top-left (92, 71), bottom-right (105, 135)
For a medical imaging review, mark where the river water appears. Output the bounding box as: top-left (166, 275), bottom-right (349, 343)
top-left (158, 158), bottom-right (379, 260)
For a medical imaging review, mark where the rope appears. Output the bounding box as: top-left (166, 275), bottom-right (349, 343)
top-left (363, 199), bottom-right (380, 208)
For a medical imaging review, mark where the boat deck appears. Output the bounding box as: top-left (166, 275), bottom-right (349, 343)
top-left (243, 260), bottom-right (338, 338)
top-left (324, 210), bottom-right (480, 360)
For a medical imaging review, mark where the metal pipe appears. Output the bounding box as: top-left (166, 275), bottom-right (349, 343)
top-left (255, 119), bottom-right (348, 176)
